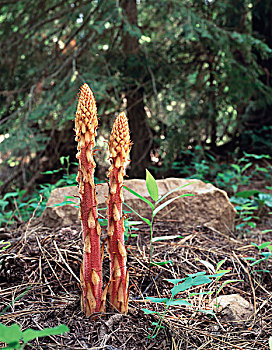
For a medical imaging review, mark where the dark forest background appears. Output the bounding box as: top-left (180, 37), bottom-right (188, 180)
top-left (1, 0), bottom-right (272, 197)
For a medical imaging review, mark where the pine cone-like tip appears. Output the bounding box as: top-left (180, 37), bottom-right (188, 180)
top-left (75, 83), bottom-right (98, 137)
top-left (109, 112), bottom-right (131, 160)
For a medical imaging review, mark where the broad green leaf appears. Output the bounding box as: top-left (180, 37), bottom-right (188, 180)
top-left (153, 194), bottom-right (194, 217)
top-left (152, 235), bottom-right (183, 243)
top-left (165, 278), bottom-right (185, 284)
top-left (142, 308), bottom-right (160, 315)
top-left (235, 190), bottom-right (260, 198)
top-left (171, 277), bottom-right (193, 297)
top-left (3, 192), bottom-right (19, 200)
top-left (156, 182), bottom-right (194, 204)
top-left (187, 271), bottom-right (206, 278)
top-left (146, 169), bottom-right (159, 202)
top-left (261, 252), bottom-right (272, 258)
top-left (192, 275), bottom-right (212, 286)
top-left (251, 242), bottom-right (271, 250)
top-left (123, 203), bottom-right (151, 225)
top-left (166, 299), bottom-right (191, 306)
top-left (258, 193), bottom-right (272, 207)
top-left (123, 186), bottom-right (154, 209)
top-left (269, 336), bottom-right (272, 350)
top-left (145, 297), bottom-right (168, 303)
top-left (0, 323), bottom-right (22, 344)
top-left (22, 324), bottom-right (69, 343)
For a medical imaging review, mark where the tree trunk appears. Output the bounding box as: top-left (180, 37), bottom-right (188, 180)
top-left (120, 0), bottom-right (152, 178)
top-left (241, 1), bottom-right (272, 153)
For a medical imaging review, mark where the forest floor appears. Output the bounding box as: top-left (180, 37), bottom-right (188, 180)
top-left (0, 209), bottom-right (271, 350)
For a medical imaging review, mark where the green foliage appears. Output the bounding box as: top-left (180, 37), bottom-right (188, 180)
top-left (0, 323), bottom-right (69, 349)
top-left (0, 156), bottom-right (78, 227)
top-left (124, 169), bottom-right (194, 264)
top-left (1, 0), bottom-right (272, 185)
top-left (216, 153), bottom-right (271, 194)
top-left (143, 262), bottom-right (240, 339)
top-left (242, 241), bottom-right (272, 273)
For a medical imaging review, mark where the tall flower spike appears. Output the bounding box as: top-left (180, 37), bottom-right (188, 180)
top-left (107, 112), bottom-right (131, 314)
top-left (75, 83), bottom-right (103, 316)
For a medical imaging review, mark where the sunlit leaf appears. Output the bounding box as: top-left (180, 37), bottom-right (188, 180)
top-left (146, 169), bottom-right (159, 202)
top-left (123, 186), bottom-right (154, 209)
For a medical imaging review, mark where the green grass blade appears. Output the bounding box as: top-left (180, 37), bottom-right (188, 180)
top-left (123, 186), bottom-right (154, 209)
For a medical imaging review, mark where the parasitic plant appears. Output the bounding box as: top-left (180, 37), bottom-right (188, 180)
top-left (106, 112), bottom-right (131, 313)
top-left (75, 83), bottom-right (103, 316)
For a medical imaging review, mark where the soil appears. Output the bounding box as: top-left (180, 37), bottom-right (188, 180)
top-left (0, 215), bottom-right (272, 350)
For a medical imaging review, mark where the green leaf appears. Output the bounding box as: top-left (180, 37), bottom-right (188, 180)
top-left (171, 277), bottom-right (193, 297)
top-left (22, 324), bottom-right (69, 343)
top-left (192, 275), bottom-right (212, 286)
top-left (145, 297), bottom-right (168, 303)
top-left (150, 260), bottom-right (173, 267)
top-left (166, 299), bottom-right (191, 306)
top-left (235, 190), bottom-right (260, 198)
top-left (142, 308), bottom-right (160, 315)
top-left (258, 193), bottom-right (272, 207)
top-left (123, 202), bottom-right (151, 226)
top-left (217, 279), bottom-right (242, 294)
top-left (3, 192), bottom-right (19, 200)
top-left (146, 169), bottom-right (159, 202)
top-left (251, 242), bottom-right (271, 250)
top-left (187, 271), bottom-right (206, 278)
top-left (156, 182), bottom-right (194, 204)
top-left (216, 259), bottom-right (226, 271)
top-left (165, 278), bottom-right (185, 284)
top-left (152, 235), bottom-right (183, 243)
top-left (269, 336), bottom-right (272, 350)
top-left (241, 162), bottom-right (252, 173)
top-left (0, 323), bottom-right (22, 344)
top-left (153, 194), bottom-right (194, 217)
top-left (262, 229), bottom-right (272, 234)
top-left (123, 186), bottom-right (154, 210)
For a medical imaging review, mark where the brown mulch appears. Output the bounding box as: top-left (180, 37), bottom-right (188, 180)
top-left (0, 217), bottom-right (272, 350)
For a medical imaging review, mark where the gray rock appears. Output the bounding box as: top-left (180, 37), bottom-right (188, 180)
top-left (41, 178), bottom-right (236, 233)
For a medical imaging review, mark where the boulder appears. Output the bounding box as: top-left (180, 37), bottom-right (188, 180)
top-left (210, 294), bottom-right (253, 321)
top-left (41, 178), bottom-right (236, 233)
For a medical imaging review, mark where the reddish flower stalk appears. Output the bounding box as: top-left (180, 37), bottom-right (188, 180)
top-left (107, 112), bottom-right (131, 313)
top-left (75, 83), bottom-right (103, 315)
